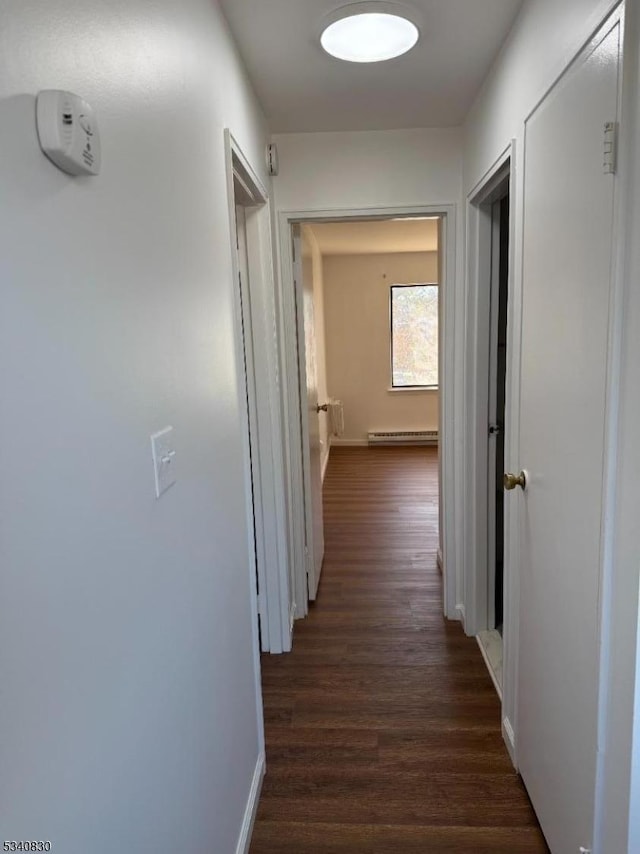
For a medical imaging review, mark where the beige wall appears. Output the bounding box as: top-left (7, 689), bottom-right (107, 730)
top-left (323, 252), bottom-right (439, 444)
top-left (301, 227), bottom-right (330, 473)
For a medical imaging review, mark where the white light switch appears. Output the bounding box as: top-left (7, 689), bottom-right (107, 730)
top-left (151, 426), bottom-right (177, 498)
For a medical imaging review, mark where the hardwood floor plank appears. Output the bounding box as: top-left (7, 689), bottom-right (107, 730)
top-left (371, 825), bottom-right (551, 854)
top-left (250, 821), bottom-right (377, 854)
top-left (251, 822), bottom-right (548, 854)
top-left (250, 447), bottom-right (548, 853)
top-left (256, 770), bottom-right (539, 827)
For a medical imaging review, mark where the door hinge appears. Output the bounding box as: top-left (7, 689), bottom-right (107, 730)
top-left (604, 121), bottom-right (618, 175)
top-left (579, 847), bottom-right (591, 854)
top-left (489, 424), bottom-right (501, 436)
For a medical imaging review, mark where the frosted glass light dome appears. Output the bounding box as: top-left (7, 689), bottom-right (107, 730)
top-left (320, 12), bottom-right (419, 63)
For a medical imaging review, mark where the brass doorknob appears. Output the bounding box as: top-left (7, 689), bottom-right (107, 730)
top-left (504, 471), bottom-right (526, 491)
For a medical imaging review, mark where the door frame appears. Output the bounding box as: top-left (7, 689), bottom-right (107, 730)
top-left (464, 146), bottom-right (514, 637)
top-left (464, 143), bottom-right (518, 759)
top-left (276, 204), bottom-right (459, 623)
top-left (601, 4), bottom-right (640, 846)
top-left (224, 130), bottom-right (291, 654)
top-left (591, 3), bottom-right (640, 850)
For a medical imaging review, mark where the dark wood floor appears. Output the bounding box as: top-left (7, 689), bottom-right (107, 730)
top-left (250, 446), bottom-right (548, 853)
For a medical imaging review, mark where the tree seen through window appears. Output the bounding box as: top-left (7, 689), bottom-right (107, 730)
top-left (390, 284), bottom-right (438, 388)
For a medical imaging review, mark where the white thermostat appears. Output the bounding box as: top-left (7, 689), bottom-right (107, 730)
top-left (36, 90), bottom-right (101, 176)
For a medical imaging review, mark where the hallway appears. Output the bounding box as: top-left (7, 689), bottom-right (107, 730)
top-left (250, 446), bottom-right (548, 853)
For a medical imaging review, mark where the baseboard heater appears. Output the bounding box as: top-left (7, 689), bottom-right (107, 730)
top-left (367, 430), bottom-right (439, 446)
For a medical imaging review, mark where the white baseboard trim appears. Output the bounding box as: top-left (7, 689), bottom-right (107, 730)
top-left (235, 752), bottom-right (265, 854)
top-left (330, 438), bottom-right (368, 447)
top-left (455, 603), bottom-right (465, 626)
top-left (476, 634), bottom-right (503, 702)
top-left (321, 446), bottom-right (331, 483)
top-left (502, 716), bottom-right (516, 768)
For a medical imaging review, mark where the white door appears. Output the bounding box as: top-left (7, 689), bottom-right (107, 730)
top-left (235, 203), bottom-right (269, 648)
top-left (293, 225), bottom-right (325, 600)
top-left (515, 15), bottom-right (621, 853)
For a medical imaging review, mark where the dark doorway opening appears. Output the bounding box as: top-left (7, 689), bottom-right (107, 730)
top-left (491, 193), bottom-right (509, 632)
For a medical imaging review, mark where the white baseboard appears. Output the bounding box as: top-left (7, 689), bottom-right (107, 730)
top-left (330, 438), bottom-right (368, 446)
top-left (235, 752), bottom-right (265, 854)
top-left (455, 603), bottom-right (465, 627)
top-left (476, 633), bottom-right (503, 701)
top-left (321, 446), bottom-right (331, 483)
top-left (502, 716), bottom-right (516, 768)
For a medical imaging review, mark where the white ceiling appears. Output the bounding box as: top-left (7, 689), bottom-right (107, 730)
top-left (307, 218), bottom-right (439, 254)
top-left (218, 0), bottom-right (525, 133)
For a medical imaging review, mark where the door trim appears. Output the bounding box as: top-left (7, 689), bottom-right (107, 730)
top-left (276, 203), bottom-right (459, 623)
top-left (591, 4), bottom-right (640, 851)
top-left (464, 143), bottom-right (517, 763)
top-left (464, 148), bottom-right (514, 634)
top-left (598, 2), bottom-right (640, 845)
top-left (224, 130), bottom-right (291, 655)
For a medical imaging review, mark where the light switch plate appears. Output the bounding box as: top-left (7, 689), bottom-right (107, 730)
top-left (150, 426), bottom-right (176, 498)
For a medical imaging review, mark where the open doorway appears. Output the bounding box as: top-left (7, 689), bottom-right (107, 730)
top-left (285, 213), bottom-right (447, 619)
top-left (477, 189), bottom-right (510, 697)
top-left (489, 193), bottom-right (509, 635)
top-left (466, 157), bottom-right (512, 699)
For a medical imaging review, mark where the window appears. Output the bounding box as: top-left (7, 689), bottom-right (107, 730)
top-left (390, 284), bottom-right (438, 388)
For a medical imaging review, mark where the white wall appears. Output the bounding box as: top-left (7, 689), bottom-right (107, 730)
top-left (301, 227), bottom-right (330, 474)
top-left (463, 0), bottom-right (618, 191)
top-left (323, 252), bottom-right (439, 443)
top-left (273, 128), bottom-right (462, 212)
top-left (0, 1), bottom-right (269, 852)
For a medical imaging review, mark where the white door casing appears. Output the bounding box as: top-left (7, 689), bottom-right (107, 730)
top-left (293, 224), bottom-right (325, 600)
top-left (277, 205), bottom-right (459, 627)
top-left (224, 130), bottom-right (292, 655)
top-left (235, 203), bottom-right (270, 650)
top-left (464, 154), bottom-right (513, 641)
top-left (516, 15), bottom-right (621, 853)
top-left (437, 216), bottom-right (445, 573)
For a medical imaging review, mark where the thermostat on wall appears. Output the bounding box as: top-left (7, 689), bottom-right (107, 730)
top-left (36, 90), bottom-right (101, 176)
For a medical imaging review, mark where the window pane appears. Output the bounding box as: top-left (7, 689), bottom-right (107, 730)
top-left (391, 285), bottom-right (438, 387)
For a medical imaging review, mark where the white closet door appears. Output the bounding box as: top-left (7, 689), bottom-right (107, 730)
top-left (516, 15), bottom-right (621, 853)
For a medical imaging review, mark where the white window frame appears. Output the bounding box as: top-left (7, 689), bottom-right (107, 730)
top-left (389, 282), bottom-right (439, 390)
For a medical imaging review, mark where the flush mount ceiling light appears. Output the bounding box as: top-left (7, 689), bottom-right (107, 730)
top-left (320, 3), bottom-right (420, 63)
